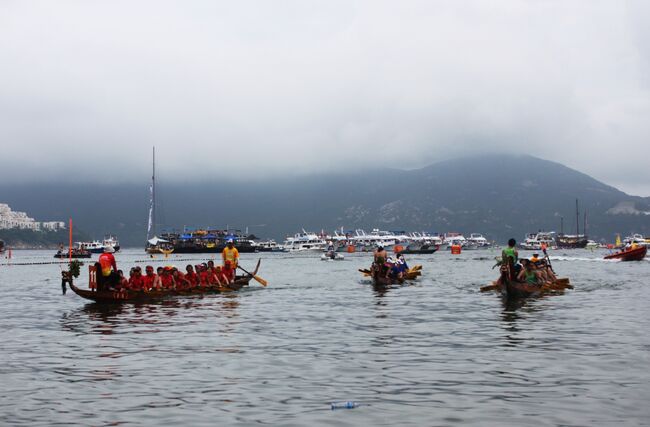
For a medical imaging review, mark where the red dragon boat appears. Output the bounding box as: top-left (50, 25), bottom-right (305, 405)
top-left (66, 260), bottom-right (262, 303)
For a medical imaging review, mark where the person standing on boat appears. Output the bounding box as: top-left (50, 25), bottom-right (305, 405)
top-left (222, 239), bottom-right (239, 269)
top-left (502, 238), bottom-right (520, 279)
top-left (98, 246), bottom-right (119, 288)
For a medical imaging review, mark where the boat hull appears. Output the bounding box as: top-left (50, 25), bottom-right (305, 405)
top-left (398, 245), bottom-right (439, 255)
top-left (604, 246), bottom-right (647, 261)
top-left (69, 276), bottom-right (251, 303)
top-left (54, 251), bottom-right (92, 259)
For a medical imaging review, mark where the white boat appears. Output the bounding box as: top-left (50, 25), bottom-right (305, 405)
top-left (465, 233), bottom-right (491, 250)
top-left (623, 233), bottom-right (648, 247)
top-left (256, 239), bottom-right (286, 252)
top-left (585, 240), bottom-right (599, 249)
top-left (443, 232), bottom-right (467, 248)
top-left (283, 230), bottom-right (328, 252)
top-left (350, 229), bottom-right (397, 251)
top-left (520, 231), bottom-right (556, 250)
top-left (77, 235), bottom-right (121, 254)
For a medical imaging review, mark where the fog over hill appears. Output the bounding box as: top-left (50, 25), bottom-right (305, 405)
top-left (1, 155), bottom-right (649, 247)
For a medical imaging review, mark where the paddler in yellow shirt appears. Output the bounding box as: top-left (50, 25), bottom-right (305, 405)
top-left (222, 238), bottom-right (239, 269)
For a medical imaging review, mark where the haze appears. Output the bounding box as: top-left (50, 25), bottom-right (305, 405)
top-left (1, 1), bottom-right (649, 195)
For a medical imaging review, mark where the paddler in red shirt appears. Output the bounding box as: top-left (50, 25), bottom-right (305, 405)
top-left (198, 264), bottom-right (210, 288)
top-left (159, 267), bottom-right (175, 290)
top-left (142, 265), bottom-right (157, 291)
top-left (214, 265), bottom-right (228, 286)
top-left (172, 267), bottom-right (189, 290)
top-left (184, 265), bottom-right (200, 289)
top-left (222, 260), bottom-right (235, 284)
top-left (128, 266), bottom-right (145, 291)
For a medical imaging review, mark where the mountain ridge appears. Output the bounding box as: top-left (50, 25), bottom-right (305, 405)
top-left (1, 155), bottom-right (648, 246)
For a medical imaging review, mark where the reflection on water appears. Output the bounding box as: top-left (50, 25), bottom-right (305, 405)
top-left (1, 249), bottom-right (650, 426)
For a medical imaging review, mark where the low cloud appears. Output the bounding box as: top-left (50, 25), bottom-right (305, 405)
top-left (1, 1), bottom-right (649, 195)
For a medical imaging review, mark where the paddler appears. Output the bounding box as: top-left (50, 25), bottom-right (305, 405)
top-left (374, 245), bottom-right (387, 264)
top-left (530, 253), bottom-right (540, 264)
top-left (501, 238), bottom-right (520, 278)
top-left (222, 260), bottom-right (236, 284)
top-left (517, 260), bottom-right (540, 286)
top-left (222, 239), bottom-right (239, 269)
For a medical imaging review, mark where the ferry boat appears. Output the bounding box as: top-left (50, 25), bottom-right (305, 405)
top-left (283, 231), bottom-right (327, 252)
top-left (520, 231), bottom-right (556, 250)
top-left (77, 235), bottom-right (121, 254)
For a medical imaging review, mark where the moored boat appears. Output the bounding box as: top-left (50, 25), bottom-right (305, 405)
top-left (604, 245), bottom-right (647, 261)
top-left (54, 248), bottom-right (92, 259)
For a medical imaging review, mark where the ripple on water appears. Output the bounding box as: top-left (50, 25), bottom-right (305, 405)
top-left (0, 249), bottom-right (649, 425)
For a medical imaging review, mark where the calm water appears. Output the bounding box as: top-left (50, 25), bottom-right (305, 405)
top-left (1, 248), bottom-right (649, 426)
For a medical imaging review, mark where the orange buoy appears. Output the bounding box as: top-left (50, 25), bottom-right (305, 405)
top-left (394, 245), bottom-right (404, 253)
top-left (451, 244), bottom-right (461, 254)
top-left (347, 245), bottom-right (355, 253)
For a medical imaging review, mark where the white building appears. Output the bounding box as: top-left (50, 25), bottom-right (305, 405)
top-left (0, 203), bottom-right (65, 231)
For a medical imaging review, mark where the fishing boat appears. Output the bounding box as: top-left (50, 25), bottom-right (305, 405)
top-left (604, 245), bottom-right (647, 261)
top-left (66, 260), bottom-right (262, 303)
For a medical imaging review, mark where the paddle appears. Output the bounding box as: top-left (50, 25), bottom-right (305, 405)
top-left (237, 264), bottom-right (268, 287)
top-left (542, 248), bottom-right (555, 274)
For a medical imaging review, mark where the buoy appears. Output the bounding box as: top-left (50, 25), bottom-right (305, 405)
top-left (394, 245), bottom-right (404, 253)
top-left (347, 245), bottom-right (355, 253)
top-left (451, 245), bottom-right (461, 255)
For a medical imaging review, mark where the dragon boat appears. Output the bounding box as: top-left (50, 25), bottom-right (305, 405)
top-left (65, 260), bottom-right (262, 303)
top-left (481, 259), bottom-right (572, 299)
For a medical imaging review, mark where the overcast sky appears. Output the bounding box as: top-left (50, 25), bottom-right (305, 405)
top-left (1, 1), bottom-right (649, 195)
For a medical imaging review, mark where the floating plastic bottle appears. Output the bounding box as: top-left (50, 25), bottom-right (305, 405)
top-left (331, 401), bottom-right (359, 410)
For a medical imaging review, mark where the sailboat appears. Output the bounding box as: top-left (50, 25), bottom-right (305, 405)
top-left (145, 147), bottom-right (173, 255)
top-left (557, 199), bottom-right (588, 249)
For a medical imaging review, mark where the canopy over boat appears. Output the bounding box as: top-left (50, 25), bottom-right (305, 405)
top-left (147, 236), bottom-right (169, 245)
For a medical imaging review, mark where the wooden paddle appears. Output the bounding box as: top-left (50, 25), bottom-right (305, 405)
top-left (237, 264), bottom-right (268, 287)
top-left (542, 248), bottom-right (555, 274)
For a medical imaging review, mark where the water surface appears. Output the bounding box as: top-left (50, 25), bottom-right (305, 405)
top-left (1, 248), bottom-right (649, 426)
